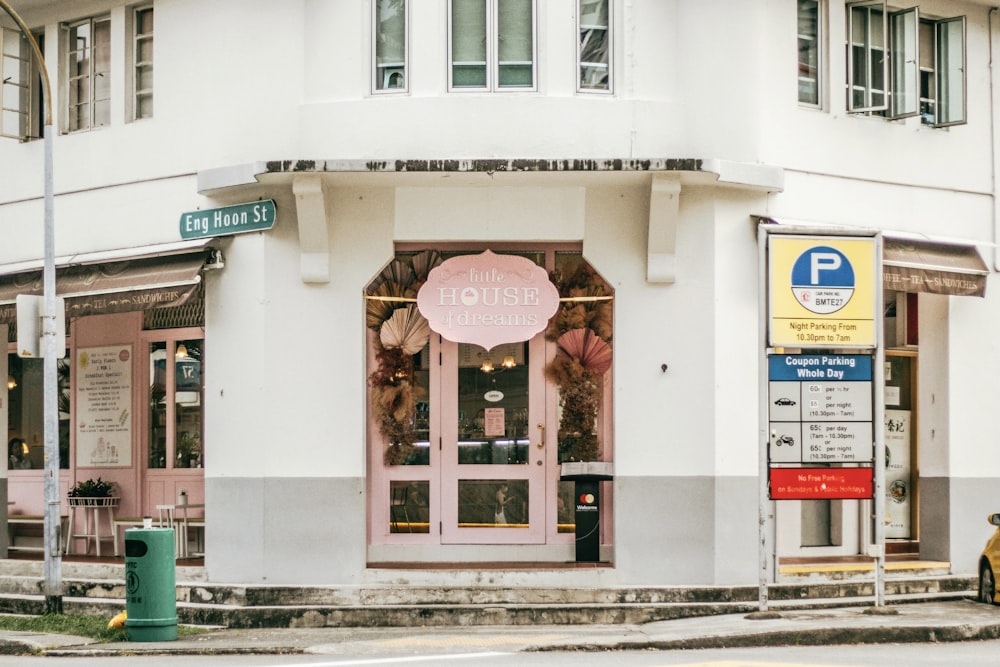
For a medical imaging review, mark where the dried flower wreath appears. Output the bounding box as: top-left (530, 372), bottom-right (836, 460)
top-left (366, 251), bottom-right (441, 465)
top-left (543, 261), bottom-right (613, 462)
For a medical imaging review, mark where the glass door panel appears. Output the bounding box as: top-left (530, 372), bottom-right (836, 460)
top-left (442, 338), bottom-right (547, 543)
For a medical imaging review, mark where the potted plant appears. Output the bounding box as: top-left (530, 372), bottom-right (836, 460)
top-left (67, 477), bottom-right (118, 507)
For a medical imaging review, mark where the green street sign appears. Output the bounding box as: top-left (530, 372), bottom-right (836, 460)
top-left (179, 200), bottom-right (276, 239)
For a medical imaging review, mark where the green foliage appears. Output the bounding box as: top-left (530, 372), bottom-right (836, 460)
top-left (0, 613), bottom-right (205, 643)
top-left (67, 477), bottom-right (115, 498)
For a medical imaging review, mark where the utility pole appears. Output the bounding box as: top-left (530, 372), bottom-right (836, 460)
top-left (0, 0), bottom-right (61, 614)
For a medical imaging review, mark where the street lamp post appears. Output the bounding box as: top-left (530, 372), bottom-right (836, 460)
top-left (0, 0), bottom-right (61, 614)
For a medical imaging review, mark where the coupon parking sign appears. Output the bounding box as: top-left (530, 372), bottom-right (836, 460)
top-left (769, 235), bottom-right (876, 348)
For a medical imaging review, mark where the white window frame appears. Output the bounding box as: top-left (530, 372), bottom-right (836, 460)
top-left (578, 0), bottom-right (611, 93)
top-left (0, 25), bottom-right (40, 141)
top-left (846, 1), bottom-right (887, 113)
top-left (63, 14), bottom-right (112, 133)
top-left (129, 4), bottom-right (154, 121)
top-left (373, 0), bottom-right (408, 94)
top-left (888, 6), bottom-right (919, 119)
top-left (926, 15), bottom-right (966, 127)
top-left (448, 0), bottom-right (537, 92)
top-left (797, 0), bottom-right (823, 108)
top-left (847, 1), bottom-right (966, 127)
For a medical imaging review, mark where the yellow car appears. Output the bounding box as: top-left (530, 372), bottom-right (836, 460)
top-left (979, 513), bottom-right (1000, 604)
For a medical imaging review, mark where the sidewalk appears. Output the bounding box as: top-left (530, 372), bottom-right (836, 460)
top-left (5, 599), bottom-right (1000, 657)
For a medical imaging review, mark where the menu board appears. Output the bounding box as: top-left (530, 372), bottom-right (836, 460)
top-left (76, 346), bottom-right (132, 467)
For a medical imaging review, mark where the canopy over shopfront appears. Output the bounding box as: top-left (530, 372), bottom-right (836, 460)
top-left (0, 241), bottom-right (219, 324)
top-left (754, 216), bottom-right (989, 297)
top-left (882, 235), bottom-right (988, 297)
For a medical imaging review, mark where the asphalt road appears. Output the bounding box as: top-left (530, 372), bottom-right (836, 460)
top-left (4, 640), bottom-right (1000, 667)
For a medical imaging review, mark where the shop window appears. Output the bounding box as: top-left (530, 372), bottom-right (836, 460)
top-left (65, 14), bottom-right (111, 132)
top-left (130, 5), bottom-right (154, 120)
top-left (578, 0), bottom-right (610, 92)
top-left (6, 352), bottom-right (71, 470)
top-left (797, 0), bottom-right (821, 106)
top-left (458, 479), bottom-right (528, 527)
top-left (148, 339), bottom-right (203, 469)
top-left (884, 291), bottom-right (918, 348)
top-left (374, 0), bottom-right (407, 93)
top-left (847, 1), bottom-right (965, 127)
top-left (449, 0), bottom-right (535, 91)
top-left (367, 247), bottom-right (613, 549)
top-left (389, 480), bottom-right (429, 532)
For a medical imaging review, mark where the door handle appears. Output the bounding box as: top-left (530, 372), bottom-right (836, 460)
top-left (537, 423), bottom-right (545, 449)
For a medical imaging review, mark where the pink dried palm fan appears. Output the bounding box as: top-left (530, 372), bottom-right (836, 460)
top-left (556, 328), bottom-right (612, 375)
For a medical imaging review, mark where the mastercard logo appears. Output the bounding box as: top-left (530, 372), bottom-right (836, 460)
top-left (578, 493), bottom-right (595, 504)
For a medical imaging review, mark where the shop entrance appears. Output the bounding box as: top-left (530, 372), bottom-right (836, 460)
top-left (440, 337), bottom-right (549, 544)
top-left (368, 247), bottom-right (610, 556)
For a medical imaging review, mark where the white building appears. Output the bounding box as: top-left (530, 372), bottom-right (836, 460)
top-left (1, 0), bottom-right (998, 591)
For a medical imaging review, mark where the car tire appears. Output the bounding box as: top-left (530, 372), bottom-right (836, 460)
top-left (979, 562), bottom-right (996, 605)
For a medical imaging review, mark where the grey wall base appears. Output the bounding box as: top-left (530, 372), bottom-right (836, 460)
top-left (206, 476), bottom-right (365, 585)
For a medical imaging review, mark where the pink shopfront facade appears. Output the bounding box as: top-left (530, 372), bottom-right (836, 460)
top-left (1, 243), bottom-right (216, 557)
top-left (366, 245), bottom-right (615, 563)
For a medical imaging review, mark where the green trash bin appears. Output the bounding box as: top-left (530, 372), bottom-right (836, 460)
top-left (124, 527), bottom-right (177, 642)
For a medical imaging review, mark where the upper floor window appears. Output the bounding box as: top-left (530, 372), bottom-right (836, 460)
top-left (1, 26), bottom-right (42, 141)
top-left (65, 15), bottom-right (111, 132)
top-left (847, 1), bottom-right (965, 127)
top-left (579, 0), bottom-right (610, 92)
top-left (132, 6), bottom-right (154, 120)
top-left (449, 0), bottom-right (535, 91)
top-left (797, 0), bottom-right (821, 106)
top-left (374, 0), bottom-right (407, 92)
top-left (919, 15), bottom-right (965, 126)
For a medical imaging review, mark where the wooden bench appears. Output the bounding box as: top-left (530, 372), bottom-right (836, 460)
top-left (7, 515), bottom-right (68, 553)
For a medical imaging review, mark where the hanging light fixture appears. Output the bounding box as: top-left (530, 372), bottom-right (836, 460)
top-left (480, 359), bottom-right (494, 373)
top-left (6, 376), bottom-right (15, 390)
top-left (175, 343), bottom-right (188, 358)
top-left (502, 356), bottom-right (516, 369)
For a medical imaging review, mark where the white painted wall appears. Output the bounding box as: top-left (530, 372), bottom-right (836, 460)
top-left (3, 0), bottom-right (1000, 583)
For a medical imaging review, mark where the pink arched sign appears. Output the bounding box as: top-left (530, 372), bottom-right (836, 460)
top-left (416, 250), bottom-right (560, 351)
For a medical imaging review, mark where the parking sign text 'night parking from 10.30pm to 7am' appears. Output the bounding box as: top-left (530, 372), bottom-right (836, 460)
top-left (768, 235), bottom-right (877, 348)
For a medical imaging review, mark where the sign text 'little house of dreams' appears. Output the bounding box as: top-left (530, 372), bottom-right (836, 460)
top-left (416, 250), bottom-right (560, 351)
top-left (179, 200), bottom-right (276, 240)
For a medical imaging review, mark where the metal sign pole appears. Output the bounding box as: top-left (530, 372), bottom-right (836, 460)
top-left (757, 225), bottom-right (772, 611)
top-left (873, 234), bottom-right (886, 607)
top-left (0, 0), bottom-right (61, 614)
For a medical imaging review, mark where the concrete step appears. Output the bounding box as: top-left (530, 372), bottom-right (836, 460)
top-left (0, 558), bottom-right (977, 628)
